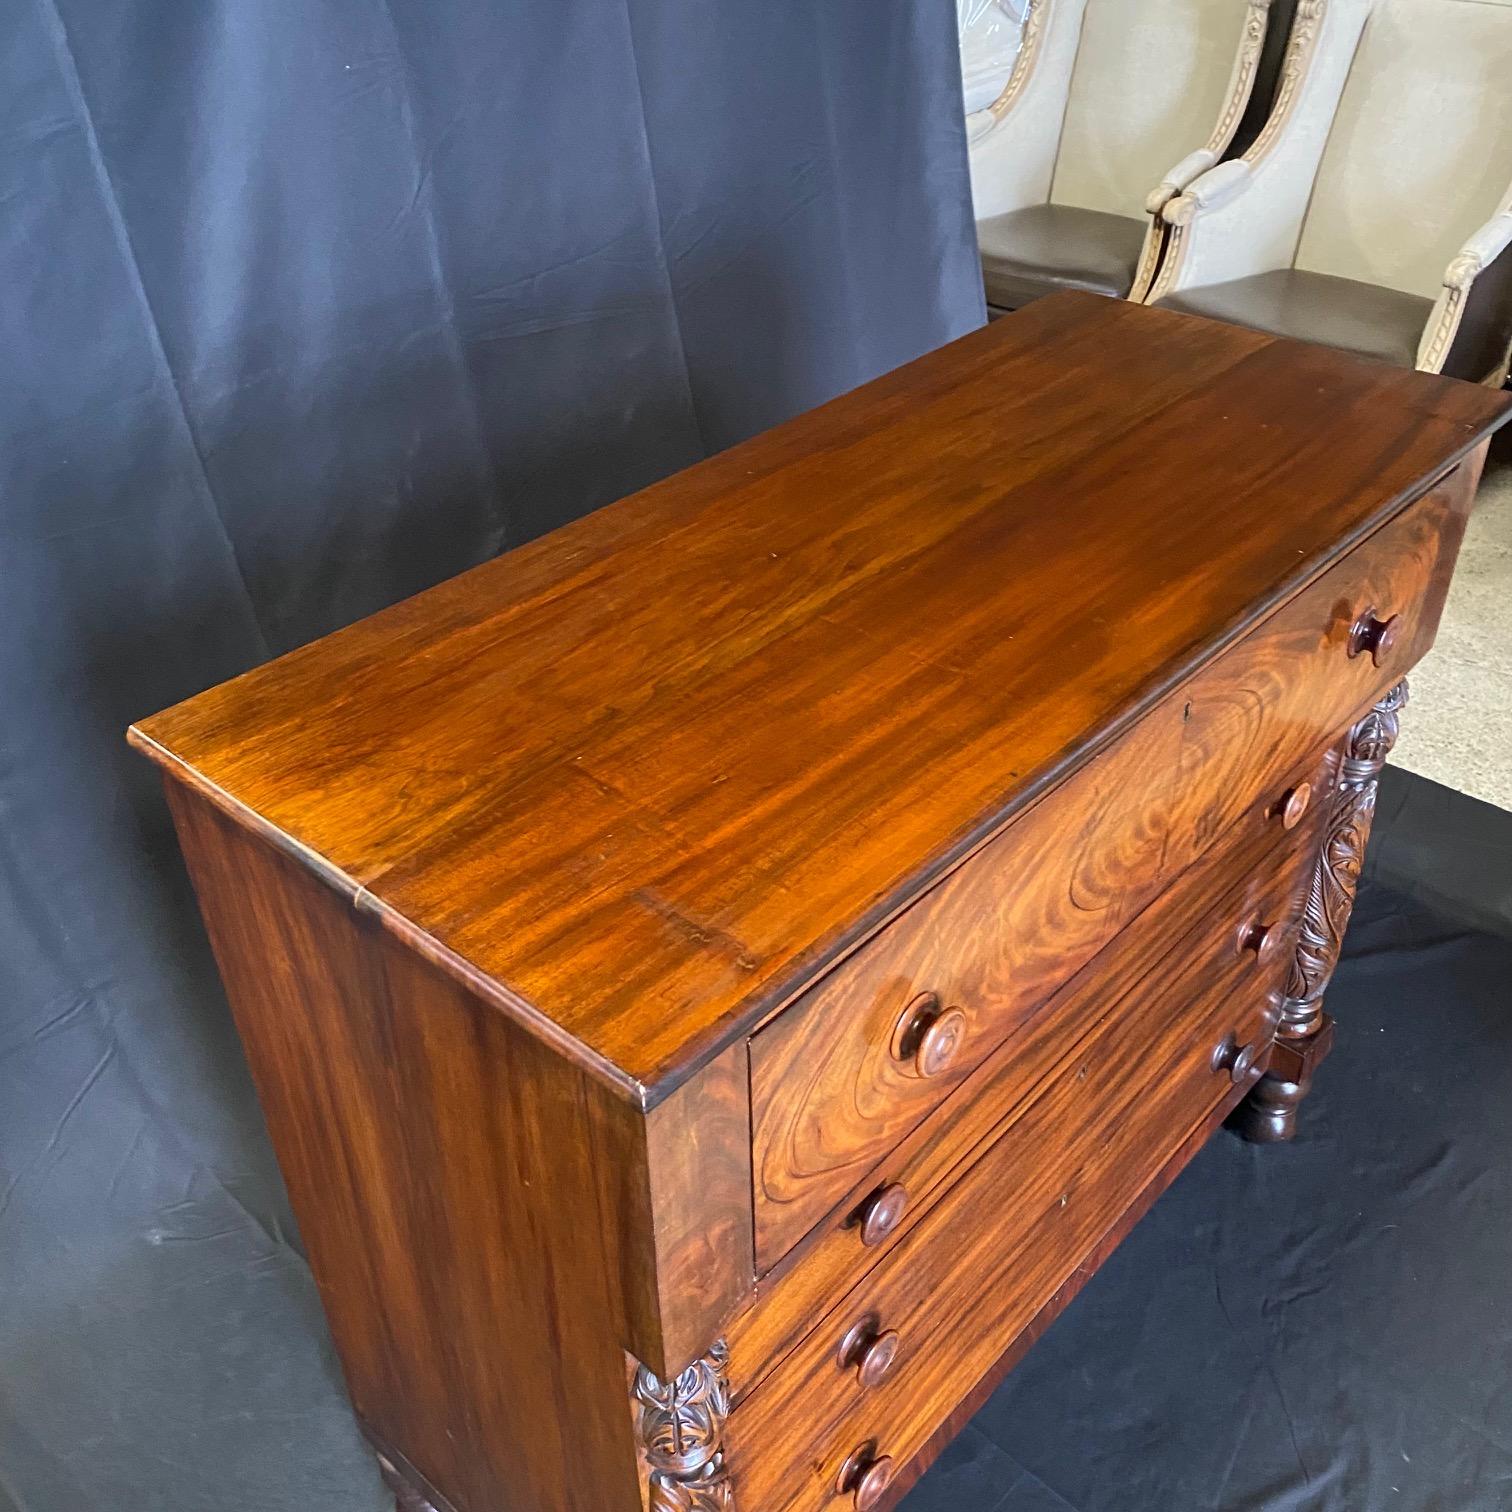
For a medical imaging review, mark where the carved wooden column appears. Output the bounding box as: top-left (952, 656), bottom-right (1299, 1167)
top-left (633, 1341), bottom-right (735, 1511)
top-left (1234, 680), bottom-right (1408, 1143)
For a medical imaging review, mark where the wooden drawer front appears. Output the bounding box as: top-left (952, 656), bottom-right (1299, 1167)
top-left (748, 469), bottom-right (1464, 1273)
top-left (726, 870), bottom-right (1290, 1512)
top-left (728, 780), bottom-right (1323, 1403)
top-left (750, 705), bottom-right (1189, 1270)
top-left (1168, 466), bottom-right (1469, 865)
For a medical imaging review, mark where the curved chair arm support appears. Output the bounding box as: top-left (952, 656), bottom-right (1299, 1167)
top-left (1130, 0), bottom-right (1274, 301)
top-left (969, 0), bottom-right (1097, 220)
top-left (1418, 190), bottom-right (1512, 380)
top-left (1146, 149), bottom-right (1221, 216)
top-left (1141, 0), bottom-right (1376, 308)
top-left (1443, 213), bottom-right (1512, 293)
top-left (1163, 160), bottom-right (1255, 224)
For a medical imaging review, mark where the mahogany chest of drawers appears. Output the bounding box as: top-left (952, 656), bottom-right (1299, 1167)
top-left (130, 293), bottom-right (1510, 1512)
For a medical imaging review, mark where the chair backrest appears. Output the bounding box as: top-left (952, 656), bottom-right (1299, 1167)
top-left (1051, 0), bottom-right (1261, 216)
top-left (1295, 0), bottom-right (1512, 295)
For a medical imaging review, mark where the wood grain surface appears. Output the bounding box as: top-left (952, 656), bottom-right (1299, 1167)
top-left (724, 865), bottom-right (1294, 1512)
top-left (731, 745), bottom-right (1330, 1398)
top-left (129, 293), bottom-right (1511, 1105)
top-left (163, 781), bottom-right (753, 1512)
top-left (747, 463), bottom-right (1467, 1266)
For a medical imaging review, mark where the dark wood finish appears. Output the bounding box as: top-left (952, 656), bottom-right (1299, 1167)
top-left (161, 787), bottom-right (648, 1510)
top-left (1281, 681), bottom-right (1409, 1040)
top-left (129, 294), bottom-right (1508, 1110)
top-left (869, 1064), bottom-right (1265, 1512)
top-left (631, 1342), bottom-right (735, 1511)
top-left (1231, 1016), bottom-right (1338, 1145)
top-left (129, 295), bottom-right (1507, 1512)
top-left (837, 1318), bottom-right (902, 1390)
top-left (1233, 675), bottom-right (1411, 1143)
top-left (837, 1447), bottom-right (895, 1511)
top-left (856, 1185), bottom-right (910, 1249)
top-left (1349, 608), bottom-right (1400, 667)
top-left (1162, 460), bottom-right (1476, 873)
top-left (749, 703), bottom-right (1185, 1266)
top-left (1277, 781), bottom-right (1313, 830)
top-left (722, 879), bottom-right (1290, 1512)
top-left (727, 746), bottom-right (1333, 1401)
top-left (746, 463), bottom-right (1469, 1268)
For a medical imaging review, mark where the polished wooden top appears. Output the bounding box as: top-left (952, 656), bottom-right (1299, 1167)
top-left (131, 293), bottom-right (1510, 1105)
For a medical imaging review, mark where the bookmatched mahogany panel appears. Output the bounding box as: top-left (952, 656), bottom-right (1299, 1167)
top-left (748, 705), bottom-right (1184, 1269)
top-left (730, 755), bottom-right (1329, 1399)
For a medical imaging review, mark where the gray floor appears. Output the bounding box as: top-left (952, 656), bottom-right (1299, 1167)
top-left (1392, 458), bottom-right (1512, 811)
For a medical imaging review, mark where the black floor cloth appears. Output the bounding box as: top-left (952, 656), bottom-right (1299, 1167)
top-left (4, 768), bottom-right (1508, 1511)
top-left (904, 767), bottom-right (1512, 1512)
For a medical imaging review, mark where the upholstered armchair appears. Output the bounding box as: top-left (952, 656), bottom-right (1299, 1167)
top-left (1146, 0), bottom-right (1512, 384)
top-left (970, 0), bottom-right (1279, 312)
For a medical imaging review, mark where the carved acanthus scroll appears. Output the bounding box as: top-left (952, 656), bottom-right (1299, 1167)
top-left (633, 1341), bottom-right (734, 1512)
top-left (1233, 680), bottom-right (1407, 1143)
top-left (1279, 680), bottom-right (1407, 1039)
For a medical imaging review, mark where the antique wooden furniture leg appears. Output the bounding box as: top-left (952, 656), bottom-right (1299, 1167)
top-left (633, 1342), bottom-right (735, 1512)
top-left (1233, 680), bottom-right (1409, 1143)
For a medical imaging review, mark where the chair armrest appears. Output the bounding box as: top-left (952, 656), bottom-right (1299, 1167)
top-left (1418, 193), bottom-right (1512, 378)
top-left (1145, 150), bottom-right (1220, 216)
top-left (1163, 161), bottom-right (1254, 224)
top-left (1443, 213), bottom-right (1512, 291)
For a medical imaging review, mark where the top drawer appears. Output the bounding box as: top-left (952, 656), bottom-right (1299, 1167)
top-left (749, 468), bottom-right (1470, 1270)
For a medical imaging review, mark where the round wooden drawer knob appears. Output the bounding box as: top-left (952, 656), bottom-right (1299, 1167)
top-left (1236, 919), bottom-right (1286, 969)
top-left (838, 1317), bottom-right (902, 1389)
top-left (892, 993), bottom-right (967, 1079)
top-left (838, 1447), bottom-right (896, 1511)
top-left (1276, 781), bottom-right (1312, 830)
top-left (1348, 607), bottom-right (1399, 667)
top-left (1212, 1033), bottom-right (1262, 1085)
top-left (857, 1183), bottom-right (908, 1247)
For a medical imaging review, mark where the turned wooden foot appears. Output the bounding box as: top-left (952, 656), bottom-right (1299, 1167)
top-left (1235, 682), bottom-right (1406, 1145)
top-left (1232, 1017), bottom-right (1335, 1143)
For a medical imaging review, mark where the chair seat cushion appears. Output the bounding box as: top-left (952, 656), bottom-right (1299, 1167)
top-left (978, 205), bottom-right (1148, 311)
top-left (1154, 269), bottom-right (1435, 369)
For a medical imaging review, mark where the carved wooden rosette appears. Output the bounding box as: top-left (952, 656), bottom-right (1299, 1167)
top-left (1279, 679), bottom-right (1407, 1039)
top-left (633, 1341), bottom-right (734, 1512)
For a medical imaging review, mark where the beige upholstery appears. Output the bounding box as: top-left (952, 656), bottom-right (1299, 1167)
top-left (970, 0), bottom-right (1275, 308)
top-left (1054, 0), bottom-right (1263, 216)
top-left (1148, 0), bottom-right (1512, 381)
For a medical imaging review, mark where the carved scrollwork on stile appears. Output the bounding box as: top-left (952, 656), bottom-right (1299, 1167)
top-left (1280, 681), bottom-right (1407, 1036)
top-left (634, 1341), bottom-right (734, 1512)
top-left (1203, 0), bottom-right (1273, 156)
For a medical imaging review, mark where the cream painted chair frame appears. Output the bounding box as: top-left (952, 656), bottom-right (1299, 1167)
top-left (1419, 183), bottom-right (1512, 382)
top-left (968, 0), bottom-right (1279, 302)
top-left (1144, 0), bottom-right (1512, 383)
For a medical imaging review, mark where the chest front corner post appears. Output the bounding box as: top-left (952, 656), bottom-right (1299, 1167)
top-left (1233, 679), bottom-right (1409, 1143)
top-left (632, 1340), bottom-right (736, 1511)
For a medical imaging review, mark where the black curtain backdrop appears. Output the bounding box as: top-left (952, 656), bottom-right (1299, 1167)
top-left (0, 6), bottom-right (981, 1508)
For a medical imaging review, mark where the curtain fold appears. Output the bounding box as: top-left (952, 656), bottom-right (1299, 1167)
top-left (0, 3), bottom-right (980, 1507)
